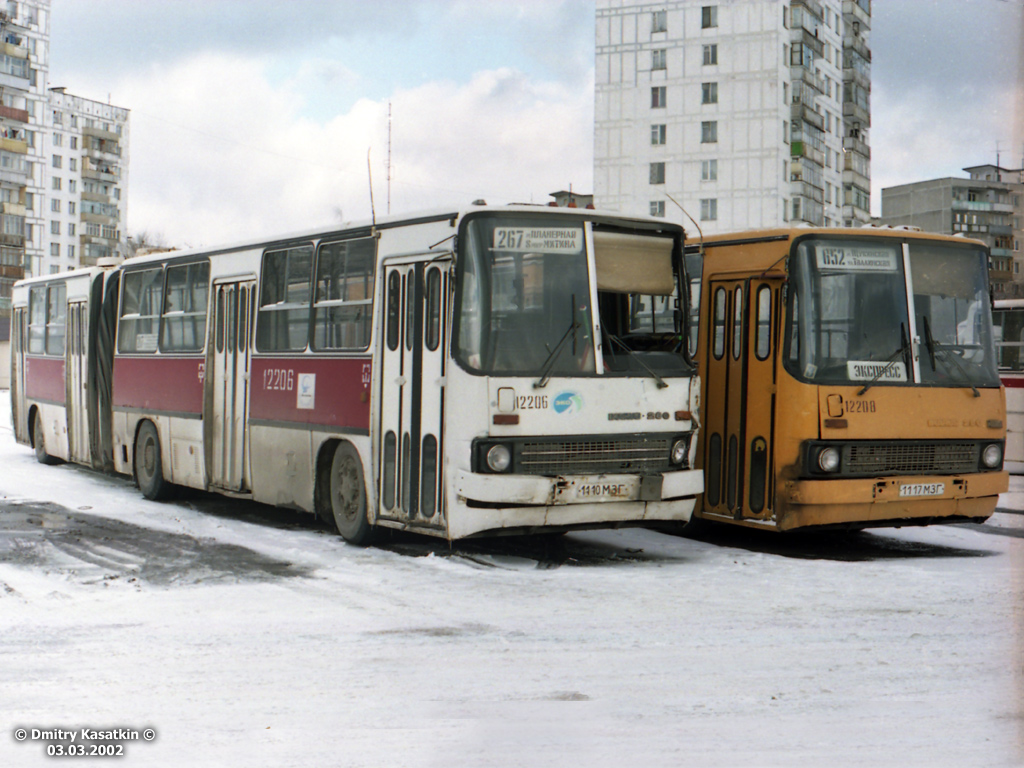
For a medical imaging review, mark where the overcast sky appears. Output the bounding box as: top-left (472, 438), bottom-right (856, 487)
top-left (49, 0), bottom-right (1023, 248)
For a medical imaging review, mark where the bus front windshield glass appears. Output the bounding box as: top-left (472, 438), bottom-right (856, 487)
top-left (455, 215), bottom-right (691, 377)
top-left (786, 238), bottom-right (999, 388)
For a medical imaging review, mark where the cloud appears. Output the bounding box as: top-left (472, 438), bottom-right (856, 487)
top-left (116, 54), bottom-right (593, 248)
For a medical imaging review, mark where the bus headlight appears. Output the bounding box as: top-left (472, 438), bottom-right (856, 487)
top-left (981, 443), bottom-right (1002, 469)
top-left (817, 447), bottom-right (841, 473)
top-left (670, 439), bottom-right (689, 466)
top-left (486, 444), bottom-right (512, 473)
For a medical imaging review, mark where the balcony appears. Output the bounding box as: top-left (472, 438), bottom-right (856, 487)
top-left (843, 166), bottom-right (870, 191)
top-left (990, 224), bottom-right (1013, 236)
top-left (843, 65), bottom-right (870, 91)
top-left (792, 0), bottom-right (824, 21)
top-left (791, 27), bottom-right (824, 57)
top-left (83, 167), bottom-right (119, 183)
top-left (2, 41), bottom-right (26, 59)
top-left (0, 231), bottom-right (23, 247)
top-left (843, 100), bottom-right (870, 126)
top-left (791, 140), bottom-right (825, 166)
top-left (0, 201), bottom-right (24, 216)
top-left (0, 262), bottom-right (23, 279)
top-left (793, 67), bottom-right (825, 94)
top-left (843, 0), bottom-right (871, 30)
top-left (952, 199), bottom-right (1013, 214)
top-left (82, 211), bottom-right (119, 227)
top-left (842, 135), bottom-right (870, 159)
top-left (791, 179), bottom-right (824, 204)
top-left (792, 103), bottom-right (825, 131)
top-left (82, 189), bottom-right (112, 204)
top-left (82, 124), bottom-right (120, 142)
top-left (0, 104), bottom-right (28, 123)
top-left (843, 35), bottom-right (871, 63)
top-left (0, 135), bottom-right (26, 154)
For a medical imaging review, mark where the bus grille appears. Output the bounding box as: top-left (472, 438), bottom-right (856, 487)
top-left (518, 436), bottom-right (676, 475)
top-left (846, 442), bottom-right (979, 475)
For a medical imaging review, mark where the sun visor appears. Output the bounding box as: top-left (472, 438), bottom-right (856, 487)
top-left (593, 231), bottom-right (675, 295)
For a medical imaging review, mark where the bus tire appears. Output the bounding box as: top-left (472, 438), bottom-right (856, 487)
top-left (329, 442), bottom-right (375, 545)
top-left (135, 421), bottom-right (171, 501)
top-left (32, 410), bottom-right (60, 465)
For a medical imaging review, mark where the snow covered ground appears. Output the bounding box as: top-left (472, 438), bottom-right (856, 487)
top-left (1, 389), bottom-right (1021, 768)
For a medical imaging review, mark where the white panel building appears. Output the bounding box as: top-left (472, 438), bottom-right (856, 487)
top-left (44, 87), bottom-right (130, 273)
top-left (594, 0), bottom-right (871, 233)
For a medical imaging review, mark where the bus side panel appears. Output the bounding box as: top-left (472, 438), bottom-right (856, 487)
top-left (248, 356), bottom-right (372, 513)
top-left (25, 355), bottom-right (66, 405)
top-left (112, 356), bottom-right (204, 415)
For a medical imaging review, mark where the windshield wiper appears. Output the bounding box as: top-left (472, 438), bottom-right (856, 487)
top-left (534, 299), bottom-right (581, 389)
top-left (922, 316), bottom-right (980, 397)
top-left (857, 323), bottom-right (912, 396)
top-left (606, 332), bottom-right (668, 389)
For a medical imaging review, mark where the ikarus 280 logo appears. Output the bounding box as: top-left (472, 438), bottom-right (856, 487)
top-left (553, 391), bottom-right (583, 415)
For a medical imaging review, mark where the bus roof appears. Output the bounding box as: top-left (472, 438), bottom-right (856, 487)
top-left (119, 204), bottom-right (685, 270)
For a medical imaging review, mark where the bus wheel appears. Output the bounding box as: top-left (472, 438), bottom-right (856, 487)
top-left (329, 442), bottom-right (375, 545)
top-left (32, 411), bottom-right (60, 465)
top-left (135, 421), bottom-right (171, 501)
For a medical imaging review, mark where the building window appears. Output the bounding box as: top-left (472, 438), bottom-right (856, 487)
top-left (701, 159), bottom-right (718, 181)
top-left (652, 10), bottom-right (667, 32)
top-left (651, 86), bottom-right (666, 108)
top-left (69, 180), bottom-right (76, 193)
top-left (650, 201), bottom-right (666, 218)
top-left (68, 223), bottom-right (76, 236)
top-left (50, 198), bottom-right (60, 212)
top-left (649, 162), bottom-right (666, 185)
top-left (700, 199), bottom-right (718, 221)
top-left (51, 154), bottom-right (61, 168)
top-left (703, 44), bottom-right (718, 65)
top-left (49, 243), bottom-right (58, 257)
top-left (70, 136), bottom-right (77, 150)
top-left (651, 124), bottom-right (667, 145)
top-left (69, 201), bottom-right (75, 214)
top-left (69, 157), bottom-right (77, 172)
top-left (701, 5), bottom-right (718, 29)
top-left (52, 133), bottom-right (62, 147)
top-left (702, 82), bottom-right (718, 104)
top-left (68, 245), bottom-right (75, 259)
top-left (701, 121), bottom-right (718, 143)
top-left (50, 220), bottom-right (60, 235)
top-left (52, 177), bottom-right (61, 191)
top-left (652, 49), bottom-right (667, 71)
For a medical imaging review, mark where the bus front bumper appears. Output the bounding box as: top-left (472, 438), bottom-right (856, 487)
top-left (778, 471), bottom-right (1008, 530)
top-left (455, 467), bottom-right (703, 507)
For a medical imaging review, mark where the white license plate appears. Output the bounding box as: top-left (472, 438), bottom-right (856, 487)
top-left (556, 477), bottom-right (641, 504)
top-left (898, 483), bottom-right (945, 498)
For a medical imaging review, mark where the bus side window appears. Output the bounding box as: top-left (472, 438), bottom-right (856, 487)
top-left (731, 286), bottom-right (743, 360)
top-left (312, 237), bottom-right (375, 351)
top-left (712, 287), bottom-right (726, 359)
top-left (46, 283), bottom-right (66, 356)
top-left (386, 271), bottom-right (401, 351)
top-left (425, 266), bottom-right (441, 351)
top-left (28, 285), bottom-right (46, 353)
top-left (118, 268), bottom-right (163, 353)
top-left (256, 245), bottom-right (313, 352)
top-left (160, 261), bottom-right (210, 352)
top-left (755, 285), bottom-right (771, 360)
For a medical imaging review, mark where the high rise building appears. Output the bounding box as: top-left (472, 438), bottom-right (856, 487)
top-left (878, 164), bottom-right (1024, 299)
top-left (44, 87), bottom-right (129, 273)
top-left (594, 0), bottom-right (872, 233)
top-left (0, 0), bottom-right (49, 312)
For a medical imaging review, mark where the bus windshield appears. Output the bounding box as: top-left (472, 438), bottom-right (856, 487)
top-left (455, 214), bottom-right (691, 377)
top-left (787, 237), bottom-right (999, 388)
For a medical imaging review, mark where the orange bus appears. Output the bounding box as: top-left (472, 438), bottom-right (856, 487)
top-left (690, 227), bottom-right (1007, 531)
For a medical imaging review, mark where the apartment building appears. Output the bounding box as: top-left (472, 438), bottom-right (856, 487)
top-left (0, 0), bottom-right (48, 313)
top-left (45, 87), bottom-right (129, 273)
top-left (878, 164), bottom-right (1024, 299)
top-left (594, 0), bottom-right (871, 233)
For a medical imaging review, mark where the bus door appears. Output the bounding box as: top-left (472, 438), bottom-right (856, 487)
top-left (702, 278), bottom-right (780, 521)
top-left (207, 279), bottom-right (255, 492)
top-left (378, 256), bottom-right (451, 531)
top-left (11, 306), bottom-right (27, 444)
top-left (66, 300), bottom-right (90, 464)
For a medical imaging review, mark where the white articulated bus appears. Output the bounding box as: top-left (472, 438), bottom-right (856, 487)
top-left (11, 205), bottom-right (703, 543)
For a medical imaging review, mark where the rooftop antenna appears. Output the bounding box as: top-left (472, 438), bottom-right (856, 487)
top-left (386, 101), bottom-right (392, 215)
top-left (665, 192), bottom-right (703, 256)
top-left (367, 148), bottom-right (377, 231)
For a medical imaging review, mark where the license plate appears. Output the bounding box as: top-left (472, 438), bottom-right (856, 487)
top-left (898, 483), bottom-right (945, 498)
top-left (556, 476), bottom-right (641, 504)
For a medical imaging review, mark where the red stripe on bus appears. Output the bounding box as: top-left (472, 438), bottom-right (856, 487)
top-left (1000, 375), bottom-right (1024, 388)
top-left (249, 356), bottom-right (371, 431)
top-left (113, 356), bottom-right (205, 414)
top-left (25, 356), bottom-right (66, 404)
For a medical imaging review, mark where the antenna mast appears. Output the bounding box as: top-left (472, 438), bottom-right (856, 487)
top-left (367, 148), bottom-right (376, 229)
top-left (387, 101), bottom-right (392, 215)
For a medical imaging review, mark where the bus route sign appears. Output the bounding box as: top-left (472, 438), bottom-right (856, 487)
top-left (493, 227), bottom-right (583, 254)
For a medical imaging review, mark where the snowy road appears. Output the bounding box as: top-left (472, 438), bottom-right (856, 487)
top-left (1, 391), bottom-right (1022, 767)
